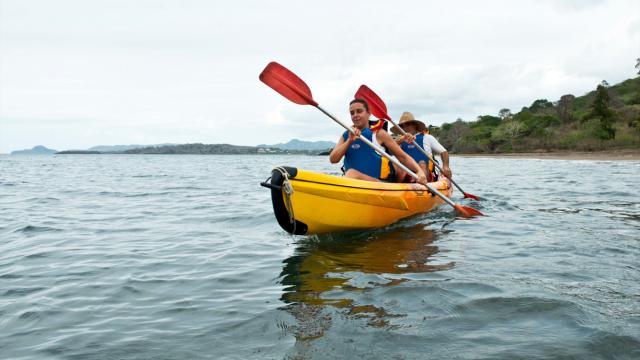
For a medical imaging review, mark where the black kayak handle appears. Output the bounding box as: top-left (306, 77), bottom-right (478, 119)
top-left (260, 181), bottom-right (281, 191)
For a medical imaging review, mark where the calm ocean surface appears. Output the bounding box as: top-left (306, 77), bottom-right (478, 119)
top-left (1, 154), bottom-right (639, 359)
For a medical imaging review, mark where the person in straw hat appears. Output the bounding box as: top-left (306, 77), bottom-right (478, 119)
top-left (392, 111), bottom-right (452, 182)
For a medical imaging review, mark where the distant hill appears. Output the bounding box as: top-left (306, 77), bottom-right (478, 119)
top-left (125, 143), bottom-right (258, 154)
top-left (15, 143), bottom-right (327, 155)
top-left (56, 150), bottom-right (101, 154)
top-left (432, 76), bottom-right (640, 153)
top-left (87, 144), bottom-right (176, 152)
top-left (11, 145), bottom-right (57, 155)
top-left (11, 141), bottom-right (335, 156)
top-left (258, 139), bottom-right (335, 151)
top-left (123, 143), bottom-right (303, 155)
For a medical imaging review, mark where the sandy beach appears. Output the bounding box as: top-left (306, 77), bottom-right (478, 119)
top-left (454, 149), bottom-right (640, 160)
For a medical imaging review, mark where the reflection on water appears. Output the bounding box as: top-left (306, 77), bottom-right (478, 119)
top-left (279, 224), bottom-right (454, 341)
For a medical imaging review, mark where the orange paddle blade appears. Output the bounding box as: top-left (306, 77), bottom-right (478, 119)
top-left (463, 192), bottom-right (481, 201)
top-left (454, 204), bottom-right (484, 218)
top-left (259, 62), bottom-right (318, 106)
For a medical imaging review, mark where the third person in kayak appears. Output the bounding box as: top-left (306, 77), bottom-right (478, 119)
top-left (392, 112), bottom-right (452, 182)
top-left (329, 99), bottom-right (427, 185)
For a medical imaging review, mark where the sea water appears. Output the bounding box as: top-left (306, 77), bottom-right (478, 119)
top-left (1, 154), bottom-right (639, 359)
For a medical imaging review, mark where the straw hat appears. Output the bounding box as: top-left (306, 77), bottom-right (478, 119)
top-left (391, 112), bottom-right (427, 134)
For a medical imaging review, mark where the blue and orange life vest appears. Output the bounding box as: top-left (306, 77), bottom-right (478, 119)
top-left (400, 133), bottom-right (438, 181)
top-left (400, 133), bottom-right (430, 164)
top-left (342, 128), bottom-right (391, 180)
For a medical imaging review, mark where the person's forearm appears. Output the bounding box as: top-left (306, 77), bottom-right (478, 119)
top-left (329, 141), bottom-right (351, 164)
top-left (399, 154), bottom-right (422, 176)
top-left (419, 161), bottom-right (428, 174)
top-left (441, 152), bottom-right (449, 168)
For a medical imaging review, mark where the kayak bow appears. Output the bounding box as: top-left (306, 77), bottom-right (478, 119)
top-left (261, 166), bottom-right (452, 235)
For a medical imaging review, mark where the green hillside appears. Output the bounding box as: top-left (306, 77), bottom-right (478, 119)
top-left (121, 143), bottom-right (326, 155)
top-left (432, 77), bottom-right (640, 153)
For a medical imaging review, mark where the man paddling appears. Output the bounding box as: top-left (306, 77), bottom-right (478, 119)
top-left (392, 112), bottom-right (452, 182)
top-left (329, 99), bottom-right (428, 184)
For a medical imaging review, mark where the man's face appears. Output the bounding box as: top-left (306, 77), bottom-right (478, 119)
top-left (349, 103), bottom-right (370, 128)
top-left (402, 124), bottom-right (417, 135)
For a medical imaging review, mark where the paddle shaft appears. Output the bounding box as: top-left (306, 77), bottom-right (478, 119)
top-left (316, 105), bottom-right (458, 208)
top-left (388, 117), bottom-right (467, 196)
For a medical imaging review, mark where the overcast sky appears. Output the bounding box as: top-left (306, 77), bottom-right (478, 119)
top-left (1, 0), bottom-right (638, 152)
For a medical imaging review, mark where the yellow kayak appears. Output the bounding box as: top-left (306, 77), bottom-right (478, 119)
top-left (261, 166), bottom-right (452, 235)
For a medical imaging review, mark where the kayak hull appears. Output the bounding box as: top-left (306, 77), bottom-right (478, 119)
top-left (264, 166), bottom-right (452, 235)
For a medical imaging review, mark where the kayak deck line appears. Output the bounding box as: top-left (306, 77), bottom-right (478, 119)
top-left (285, 177), bottom-right (437, 193)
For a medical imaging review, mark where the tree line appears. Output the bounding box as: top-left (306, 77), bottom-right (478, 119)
top-left (431, 76), bottom-right (640, 153)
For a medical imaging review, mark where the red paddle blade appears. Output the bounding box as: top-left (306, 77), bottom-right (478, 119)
top-left (463, 192), bottom-right (481, 201)
top-left (259, 62), bottom-right (318, 106)
top-left (355, 85), bottom-right (391, 121)
top-left (454, 204), bottom-right (484, 218)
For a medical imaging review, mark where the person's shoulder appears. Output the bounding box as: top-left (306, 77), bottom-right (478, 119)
top-left (425, 134), bottom-right (443, 144)
top-left (376, 129), bottom-right (394, 140)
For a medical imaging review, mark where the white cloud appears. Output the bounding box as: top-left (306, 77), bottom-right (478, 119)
top-left (1, 0), bottom-right (638, 152)
top-left (264, 107), bottom-right (288, 125)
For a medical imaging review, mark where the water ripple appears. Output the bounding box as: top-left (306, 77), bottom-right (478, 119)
top-left (0, 154), bottom-right (638, 359)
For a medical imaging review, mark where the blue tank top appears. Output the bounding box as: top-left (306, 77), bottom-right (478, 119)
top-left (401, 133), bottom-right (429, 164)
top-left (342, 128), bottom-right (382, 179)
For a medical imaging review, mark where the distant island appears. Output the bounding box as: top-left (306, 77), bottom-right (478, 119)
top-left (124, 143), bottom-right (265, 154)
top-left (122, 142), bottom-right (332, 155)
top-left (87, 144), bottom-right (176, 152)
top-left (9, 139), bottom-right (335, 155)
top-left (10, 145), bottom-right (57, 155)
top-left (56, 150), bottom-right (101, 154)
top-left (257, 139), bottom-right (335, 151)
top-left (9, 144), bottom-right (171, 155)
top-left (431, 76), bottom-right (640, 153)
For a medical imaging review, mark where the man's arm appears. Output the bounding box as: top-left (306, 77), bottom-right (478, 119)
top-left (394, 133), bottom-right (415, 146)
top-left (378, 130), bottom-right (427, 184)
top-left (424, 134), bottom-right (451, 178)
top-left (439, 151), bottom-right (451, 179)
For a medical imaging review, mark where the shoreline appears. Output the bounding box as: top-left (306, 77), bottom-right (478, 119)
top-left (454, 149), bottom-right (640, 160)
